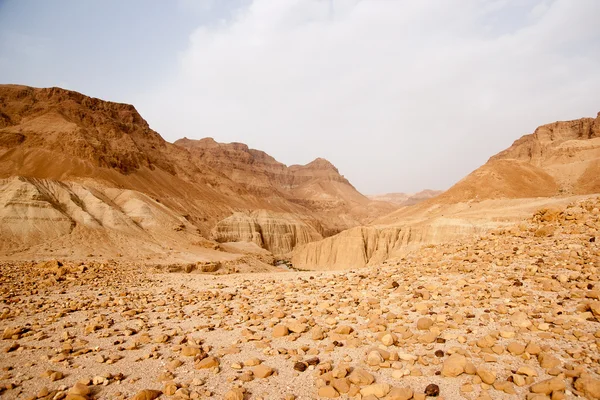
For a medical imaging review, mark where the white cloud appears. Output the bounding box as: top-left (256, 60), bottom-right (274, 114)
top-left (136, 0), bottom-right (600, 194)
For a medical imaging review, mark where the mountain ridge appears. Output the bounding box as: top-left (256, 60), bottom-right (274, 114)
top-left (0, 84), bottom-right (396, 261)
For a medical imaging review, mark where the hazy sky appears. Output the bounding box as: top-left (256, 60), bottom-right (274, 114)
top-left (1, 0), bottom-right (599, 194)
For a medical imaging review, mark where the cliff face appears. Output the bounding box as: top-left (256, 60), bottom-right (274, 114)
top-left (210, 210), bottom-right (323, 255)
top-left (292, 112), bottom-right (600, 270)
top-left (291, 222), bottom-right (491, 270)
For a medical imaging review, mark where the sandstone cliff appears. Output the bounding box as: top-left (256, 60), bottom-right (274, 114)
top-left (210, 210), bottom-right (323, 254)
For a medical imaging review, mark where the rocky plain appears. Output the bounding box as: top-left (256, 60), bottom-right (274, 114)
top-left (2, 197), bottom-right (599, 400)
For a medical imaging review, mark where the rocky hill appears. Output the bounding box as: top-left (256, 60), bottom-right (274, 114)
top-left (292, 112), bottom-right (600, 270)
top-left (0, 84), bottom-right (395, 261)
top-left (437, 113), bottom-right (600, 202)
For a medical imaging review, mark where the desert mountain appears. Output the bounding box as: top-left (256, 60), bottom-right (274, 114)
top-left (368, 190), bottom-right (442, 206)
top-left (437, 113), bottom-right (600, 202)
top-left (0, 84), bottom-right (395, 262)
top-left (292, 112), bottom-right (600, 270)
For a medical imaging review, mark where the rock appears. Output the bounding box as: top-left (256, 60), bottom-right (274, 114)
top-left (318, 386), bottom-right (339, 398)
top-left (574, 373), bottom-right (600, 399)
top-left (293, 362), bottom-right (307, 372)
top-left (164, 383), bottom-right (178, 396)
top-left (132, 390), bottom-right (162, 400)
top-left (416, 317), bottom-right (434, 330)
top-left (224, 388), bottom-right (245, 400)
top-left (424, 384), bottom-right (440, 397)
top-left (288, 322), bottom-right (307, 333)
top-left (441, 354), bottom-right (466, 377)
top-left (507, 342), bottom-right (525, 355)
top-left (311, 326), bottom-right (326, 340)
top-left (525, 342), bottom-right (542, 355)
top-left (530, 377), bottom-right (566, 395)
top-left (331, 378), bottom-right (351, 394)
top-left (253, 364), bottom-right (274, 378)
top-left (348, 369), bottom-right (375, 386)
top-left (273, 325), bottom-right (289, 337)
top-left (181, 346), bottom-right (203, 357)
top-left (244, 358), bottom-right (261, 366)
top-left (367, 350), bottom-right (384, 366)
top-left (68, 383), bottom-right (91, 397)
top-left (195, 356), bottom-right (219, 369)
top-left (538, 353), bottom-right (561, 370)
top-left (387, 387), bottom-right (413, 400)
top-left (476, 335), bottom-right (495, 348)
top-left (360, 383), bottom-right (391, 398)
top-left (511, 312), bottom-right (532, 328)
top-left (494, 381), bottom-right (516, 395)
top-left (381, 333), bottom-right (396, 346)
top-left (4, 342), bottom-right (19, 353)
top-left (2, 327), bottom-right (24, 340)
top-left (334, 325), bottom-right (353, 335)
top-left (66, 395), bottom-right (89, 400)
top-left (477, 368), bottom-right (496, 384)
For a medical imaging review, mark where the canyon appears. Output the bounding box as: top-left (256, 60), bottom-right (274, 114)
top-left (1, 85), bottom-right (599, 400)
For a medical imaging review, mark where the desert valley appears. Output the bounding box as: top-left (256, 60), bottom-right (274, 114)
top-left (0, 84), bottom-right (599, 400)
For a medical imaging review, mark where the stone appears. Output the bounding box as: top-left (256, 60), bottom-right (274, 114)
top-left (476, 335), bottom-right (495, 348)
top-left (538, 353), bottom-right (561, 370)
top-left (381, 333), bottom-right (396, 346)
top-left (331, 378), bottom-right (351, 394)
top-left (416, 317), bottom-right (434, 330)
top-left (530, 377), bottom-right (566, 395)
top-left (334, 325), bottom-right (353, 335)
top-left (507, 342), bottom-right (526, 355)
top-left (68, 383), bottom-right (91, 397)
top-left (181, 346), bottom-right (203, 357)
top-left (318, 386), bottom-right (339, 398)
top-left (293, 362), bottom-right (307, 372)
top-left (244, 358), bottom-right (261, 366)
top-left (574, 373), bottom-right (600, 399)
top-left (360, 383), bottom-right (391, 398)
top-left (348, 369), bottom-right (375, 386)
top-left (253, 364), bottom-right (274, 378)
top-left (132, 390), bottom-right (162, 400)
top-left (424, 384), bottom-right (440, 397)
top-left (195, 356), bottom-right (219, 369)
top-left (441, 354), bottom-right (466, 377)
top-left (288, 322), bottom-right (307, 334)
top-left (273, 325), bottom-right (289, 337)
top-left (311, 326), bottom-right (326, 340)
top-left (367, 350), bottom-right (384, 366)
top-left (224, 388), bottom-right (245, 400)
top-left (388, 387), bottom-right (413, 400)
top-left (477, 368), bottom-right (496, 384)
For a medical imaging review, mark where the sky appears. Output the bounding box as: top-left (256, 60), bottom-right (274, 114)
top-left (1, 0), bottom-right (599, 194)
